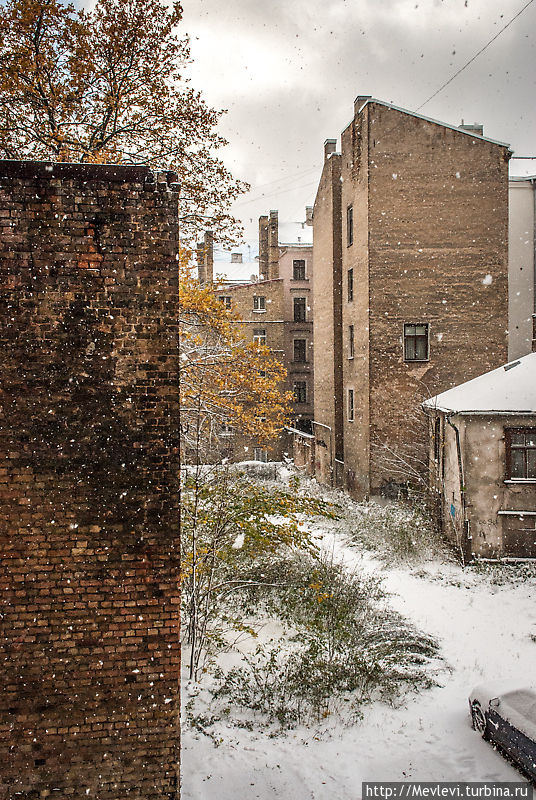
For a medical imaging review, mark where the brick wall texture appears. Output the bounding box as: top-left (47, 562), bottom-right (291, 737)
top-left (0, 161), bottom-right (180, 799)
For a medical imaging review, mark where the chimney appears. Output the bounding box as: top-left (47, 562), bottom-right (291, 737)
top-left (354, 95), bottom-right (372, 116)
top-left (324, 139), bottom-right (337, 162)
top-left (258, 215), bottom-right (269, 279)
top-left (459, 121), bottom-right (484, 136)
top-left (231, 252), bottom-right (243, 263)
top-left (305, 206), bottom-right (313, 226)
top-left (268, 210), bottom-right (279, 281)
top-left (197, 230), bottom-right (213, 285)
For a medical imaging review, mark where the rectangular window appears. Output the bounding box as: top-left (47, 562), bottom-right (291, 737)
top-left (347, 205), bottom-right (353, 246)
top-left (293, 260), bottom-right (306, 280)
top-left (253, 295), bottom-right (266, 311)
top-left (506, 429), bottom-right (536, 480)
top-left (294, 380), bottom-right (307, 404)
top-left (220, 423), bottom-right (234, 437)
top-left (347, 269), bottom-right (354, 302)
top-left (253, 447), bottom-right (268, 463)
top-left (253, 328), bottom-right (266, 346)
top-left (348, 389), bottom-right (354, 421)
top-left (293, 338), bottom-right (307, 362)
top-left (219, 296), bottom-right (231, 310)
top-left (404, 323), bottom-right (429, 361)
top-left (348, 325), bottom-right (354, 359)
top-left (293, 297), bottom-right (306, 322)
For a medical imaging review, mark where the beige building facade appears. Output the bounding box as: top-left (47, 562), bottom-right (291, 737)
top-left (312, 97), bottom-right (511, 497)
top-left (213, 211), bottom-right (314, 461)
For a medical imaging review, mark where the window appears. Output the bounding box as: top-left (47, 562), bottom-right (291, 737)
top-left (348, 389), bottom-right (354, 421)
top-left (505, 429), bottom-right (536, 480)
top-left (404, 323), bottom-right (429, 361)
top-left (293, 297), bottom-right (306, 322)
top-left (293, 259), bottom-right (306, 280)
top-left (347, 268), bottom-right (354, 302)
top-left (253, 447), bottom-right (268, 463)
top-left (348, 325), bottom-right (354, 359)
top-left (253, 328), bottom-right (266, 346)
top-left (294, 380), bottom-right (307, 403)
top-left (220, 296), bottom-right (231, 310)
top-left (220, 422), bottom-right (234, 437)
top-left (434, 417), bottom-right (441, 462)
top-left (293, 338), bottom-right (307, 362)
top-left (347, 205), bottom-right (353, 246)
top-left (253, 295), bottom-right (266, 311)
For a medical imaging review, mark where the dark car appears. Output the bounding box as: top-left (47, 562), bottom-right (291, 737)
top-left (469, 681), bottom-right (536, 782)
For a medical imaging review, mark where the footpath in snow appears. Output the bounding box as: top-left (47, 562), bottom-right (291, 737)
top-left (181, 480), bottom-right (536, 800)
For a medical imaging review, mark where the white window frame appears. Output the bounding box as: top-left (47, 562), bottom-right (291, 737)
top-left (253, 295), bottom-right (266, 312)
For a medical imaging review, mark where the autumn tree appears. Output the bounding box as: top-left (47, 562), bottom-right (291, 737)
top-left (0, 0), bottom-right (247, 244)
top-left (179, 260), bottom-right (291, 464)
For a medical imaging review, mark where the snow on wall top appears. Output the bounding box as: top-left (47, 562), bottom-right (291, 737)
top-left (422, 352), bottom-right (536, 415)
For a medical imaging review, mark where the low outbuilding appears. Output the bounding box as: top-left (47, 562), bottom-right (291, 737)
top-left (422, 352), bottom-right (536, 560)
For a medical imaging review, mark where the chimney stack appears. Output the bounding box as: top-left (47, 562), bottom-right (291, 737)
top-left (305, 206), bottom-right (313, 226)
top-left (231, 252), bottom-right (243, 263)
top-left (268, 210), bottom-right (279, 281)
top-left (196, 230), bottom-right (213, 285)
top-left (258, 215), bottom-right (269, 280)
top-left (354, 95), bottom-right (372, 116)
top-left (459, 121), bottom-right (484, 136)
top-left (324, 139), bottom-right (337, 162)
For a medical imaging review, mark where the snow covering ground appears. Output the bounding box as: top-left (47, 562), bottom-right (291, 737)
top-left (181, 481), bottom-right (536, 799)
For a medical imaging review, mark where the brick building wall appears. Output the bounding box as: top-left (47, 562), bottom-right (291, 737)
top-left (312, 142), bottom-right (343, 479)
top-left (0, 162), bottom-right (180, 798)
top-left (313, 99), bottom-right (509, 498)
top-left (214, 219), bottom-right (314, 462)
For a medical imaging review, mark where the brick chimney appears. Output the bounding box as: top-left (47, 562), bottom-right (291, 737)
top-left (258, 215), bottom-right (269, 280)
top-left (324, 139), bottom-right (337, 162)
top-left (459, 121), bottom-right (484, 136)
top-left (354, 95), bottom-right (371, 116)
top-left (231, 252), bottom-right (243, 263)
top-left (305, 206), bottom-right (313, 226)
top-left (268, 210), bottom-right (279, 280)
top-left (196, 230), bottom-right (213, 284)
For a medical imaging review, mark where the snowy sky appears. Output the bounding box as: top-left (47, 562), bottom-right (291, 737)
top-left (181, 0), bottom-right (536, 257)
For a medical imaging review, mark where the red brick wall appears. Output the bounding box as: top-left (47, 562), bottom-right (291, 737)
top-left (0, 162), bottom-right (180, 798)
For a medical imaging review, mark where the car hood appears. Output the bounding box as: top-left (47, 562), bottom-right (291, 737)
top-left (469, 680), bottom-right (534, 709)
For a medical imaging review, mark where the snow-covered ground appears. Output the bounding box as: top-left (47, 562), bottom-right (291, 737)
top-left (181, 490), bottom-right (536, 799)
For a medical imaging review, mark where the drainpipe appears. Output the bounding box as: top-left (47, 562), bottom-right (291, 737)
top-left (446, 413), bottom-right (470, 564)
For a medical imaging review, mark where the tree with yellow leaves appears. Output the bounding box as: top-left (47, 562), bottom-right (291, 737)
top-left (179, 261), bottom-right (292, 463)
top-left (0, 0), bottom-right (247, 245)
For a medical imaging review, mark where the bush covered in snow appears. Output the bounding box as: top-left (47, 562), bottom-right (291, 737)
top-left (209, 551), bottom-right (441, 727)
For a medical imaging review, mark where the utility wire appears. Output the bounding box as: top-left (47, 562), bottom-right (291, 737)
top-left (416, 0), bottom-right (535, 112)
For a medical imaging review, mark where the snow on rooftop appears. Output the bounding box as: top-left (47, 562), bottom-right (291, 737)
top-left (279, 220), bottom-right (313, 246)
top-left (214, 260), bottom-right (259, 284)
top-left (423, 352), bottom-right (536, 415)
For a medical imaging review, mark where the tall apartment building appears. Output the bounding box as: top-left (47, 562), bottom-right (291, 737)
top-left (212, 210), bottom-right (314, 461)
top-left (508, 175), bottom-right (536, 359)
top-left (312, 97), bottom-right (510, 498)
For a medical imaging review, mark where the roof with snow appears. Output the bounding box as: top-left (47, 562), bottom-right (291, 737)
top-left (279, 221), bottom-right (313, 246)
top-left (213, 260), bottom-right (259, 284)
top-left (355, 98), bottom-right (511, 151)
top-left (422, 352), bottom-right (536, 415)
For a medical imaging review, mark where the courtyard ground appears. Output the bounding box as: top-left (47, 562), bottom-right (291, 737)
top-left (181, 479), bottom-right (536, 799)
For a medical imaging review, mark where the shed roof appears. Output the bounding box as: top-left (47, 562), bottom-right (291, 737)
top-left (422, 352), bottom-right (536, 415)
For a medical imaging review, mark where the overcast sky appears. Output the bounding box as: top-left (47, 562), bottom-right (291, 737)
top-left (180, 0), bottom-right (536, 257)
